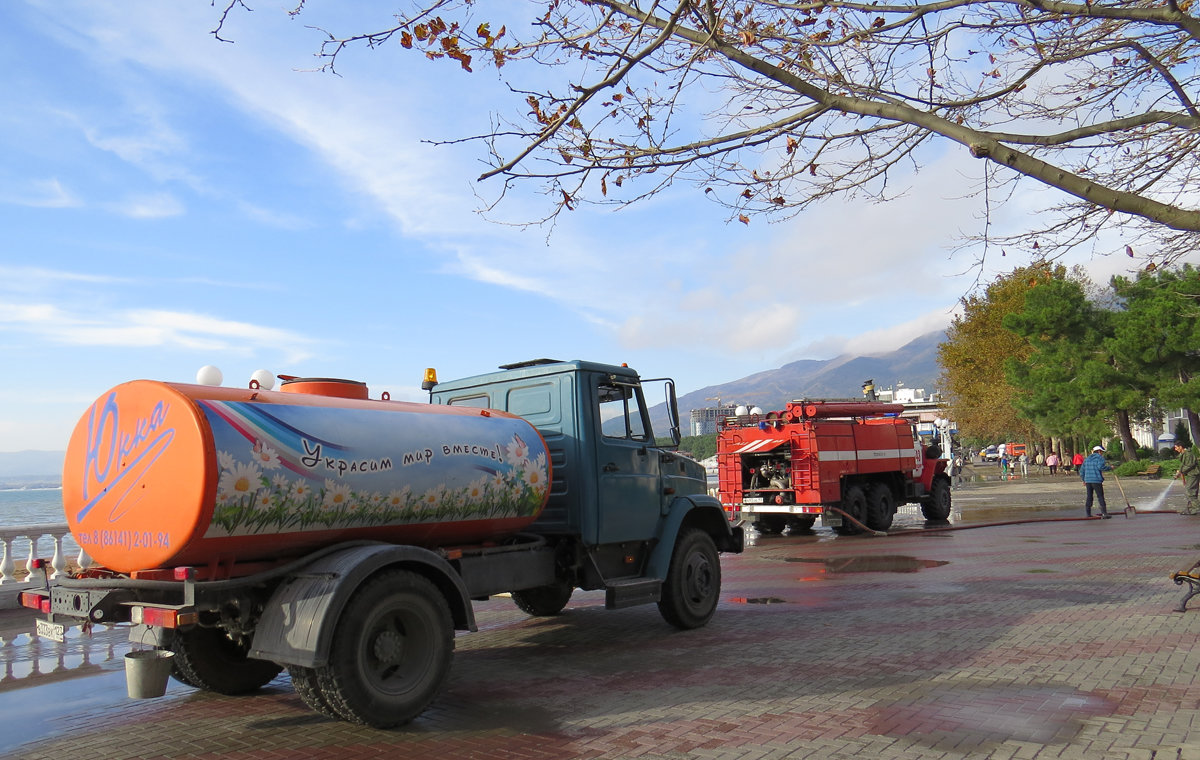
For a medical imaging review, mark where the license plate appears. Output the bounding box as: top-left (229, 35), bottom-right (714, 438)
top-left (743, 496), bottom-right (764, 504)
top-left (821, 513), bottom-right (843, 528)
top-left (36, 619), bottom-right (65, 642)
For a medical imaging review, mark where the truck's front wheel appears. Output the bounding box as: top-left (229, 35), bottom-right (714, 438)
top-left (922, 477), bottom-right (952, 521)
top-left (170, 627), bottom-right (282, 695)
top-left (512, 582), bottom-right (573, 616)
top-left (658, 529), bottom-right (721, 630)
top-left (316, 569), bottom-right (453, 728)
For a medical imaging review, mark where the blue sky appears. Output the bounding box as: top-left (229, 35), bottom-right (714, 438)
top-left (1, 1), bottom-right (1188, 453)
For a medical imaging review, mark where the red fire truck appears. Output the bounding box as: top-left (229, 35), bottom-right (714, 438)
top-left (717, 401), bottom-right (952, 534)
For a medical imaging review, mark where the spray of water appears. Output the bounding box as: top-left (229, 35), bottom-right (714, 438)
top-left (1144, 480), bottom-right (1177, 511)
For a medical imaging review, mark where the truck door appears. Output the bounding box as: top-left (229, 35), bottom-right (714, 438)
top-left (594, 377), bottom-right (662, 544)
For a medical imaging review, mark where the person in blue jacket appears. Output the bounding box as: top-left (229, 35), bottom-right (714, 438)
top-left (1079, 445), bottom-right (1112, 518)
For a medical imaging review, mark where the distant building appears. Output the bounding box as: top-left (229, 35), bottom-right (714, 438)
top-left (875, 383), bottom-right (957, 458)
top-left (690, 405), bottom-right (739, 436)
top-left (1130, 408), bottom-right (1195, 452)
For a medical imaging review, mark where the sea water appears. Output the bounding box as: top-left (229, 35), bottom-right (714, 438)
top-left (0, 488), bottom-right (81, 560)
top-left (0, 488), bottom-right (66, 528)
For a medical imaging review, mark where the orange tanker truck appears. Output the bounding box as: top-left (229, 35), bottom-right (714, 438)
top-left (22, 360), bottom-right (743, 727)
top-left (717, 400), bottom-right (952, 534)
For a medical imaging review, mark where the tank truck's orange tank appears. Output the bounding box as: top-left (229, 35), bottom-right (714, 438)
top-left (62, 378), bottom-right (551, 574)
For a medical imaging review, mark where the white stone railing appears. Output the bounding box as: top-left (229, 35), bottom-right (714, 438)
top-left (0, 525), bottom-right (90, 607)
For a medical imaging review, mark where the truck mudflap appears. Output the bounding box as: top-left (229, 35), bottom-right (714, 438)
top-left (248, 543), bottom-right (474, 669)
top-left (645, 494), bottom-right (744, 581)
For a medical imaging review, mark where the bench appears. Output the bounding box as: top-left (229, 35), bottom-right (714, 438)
top-left (1137, 464), bottom-right (1162, 478)
top-left (1172, 562), bottom-right (1200, 611)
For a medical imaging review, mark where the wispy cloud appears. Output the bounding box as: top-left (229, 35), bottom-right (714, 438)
top-left (0, 178), bottom-right (80, 208)
top-left (106, 192), bottom-right (184, 218)
top-left (0, 302), bottom-right (315, 363)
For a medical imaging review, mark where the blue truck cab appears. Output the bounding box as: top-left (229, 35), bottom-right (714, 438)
top-left (431, 359), bottom-right (744, 622)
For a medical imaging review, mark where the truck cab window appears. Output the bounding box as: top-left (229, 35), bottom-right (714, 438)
top-left (598, 381), bottom-right (648, 441)
top-left (448, 394), bottom-right (491, 408)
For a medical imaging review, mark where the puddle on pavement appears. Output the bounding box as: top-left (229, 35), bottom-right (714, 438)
top-left (782, 555), bottom-right (949, 574)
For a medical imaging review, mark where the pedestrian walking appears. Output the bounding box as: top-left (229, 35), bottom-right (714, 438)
top-left (1000, 454), bottom-right (1009, 479)
top-left (1035, 451), bottom-right (1045, 474)
top-left (1047, 452), bottom-right (1059, 476)
top-left (1175, 442), bottom-right (1199, 515)
top-left (1079, 445), bottom-right (1112, 518)
top-left (1019, 452), bottom-right (1028, 477)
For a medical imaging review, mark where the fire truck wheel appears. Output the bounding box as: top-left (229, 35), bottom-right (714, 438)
top-left (786, 516), bottom-right (817, 532)
top-left (316, 569), bottom-right (454, 728)
top-left (922, 478), bottom-right (953, 521)
top-left (752, 516), bottom-right (787, 535)
top-left (835, 486), bottom-right (867, 535)
top-left (289, 666), bottom-right (341, 719)
top-left (866, 484), bottom-right (896, 531)
top-left (170, 627), bottom-right (283, 695)
top-left (658, 528), bottom-right (721, 630)
top-left (512, 582), bottom-right (574, 616)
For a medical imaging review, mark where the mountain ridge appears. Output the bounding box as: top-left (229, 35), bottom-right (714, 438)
top-left (662, 330), bottom-right (945, 431)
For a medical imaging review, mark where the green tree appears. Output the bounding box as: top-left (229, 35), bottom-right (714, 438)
top-left (1110, 265), bottom-right (1200, 443)
top-left (1004, 276), bottom-right (1154, 461)
top-left (217, 1), bottom-right (1200, 262)
top-left (937, 265), bottom-right (1051, 443)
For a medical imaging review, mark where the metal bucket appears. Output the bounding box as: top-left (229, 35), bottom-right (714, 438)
top-left (125, 649), bottom-right (175, 699)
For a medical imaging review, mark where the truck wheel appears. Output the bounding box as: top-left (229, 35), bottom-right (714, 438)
top-left (752, 516), bottom-right (787, 535)
top-left (289, 666), bottom-right (340, 719)
top-left (835, 486), bottom-right (867, 535)
top-left (786, 516), bottom-right (817, 533)
top-left (170, 627), bottom-right (283, 695)
top-left (866, 484), bottom-right (896, 531)
top-left (922, 478), bottom-right (952, 521)
top-left (315, 569), bottom-right (453, 728)
top-left (511, 582), bottom-right (574, 616)
top-left (658, 528), bottom-right (721, 630)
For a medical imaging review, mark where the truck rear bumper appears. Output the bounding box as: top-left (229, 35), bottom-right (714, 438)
top-left (740, 505), bottom-right (823, 515)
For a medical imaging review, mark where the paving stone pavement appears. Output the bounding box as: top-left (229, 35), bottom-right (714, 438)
top-left (2, 475), bottom-right (1200, 759)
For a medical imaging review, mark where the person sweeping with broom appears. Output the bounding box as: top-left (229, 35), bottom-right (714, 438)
top-left (1080, 445), bottom-right (1113, 519)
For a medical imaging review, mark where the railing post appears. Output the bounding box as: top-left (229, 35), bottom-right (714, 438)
top-left (25, 536), bottom-right (37, 577)
top-left (51, 535), bottom-right (65, 580)
top-left (0, 535), bottom-right (13, 584)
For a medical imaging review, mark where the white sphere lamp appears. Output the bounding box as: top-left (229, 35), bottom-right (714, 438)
top-left (250, 369), bottom-right (276, 390)
top-left (196, 365), bottom-right (223, 386)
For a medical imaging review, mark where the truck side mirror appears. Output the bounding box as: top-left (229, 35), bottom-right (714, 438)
top-left (665, 380), bottom-right (681, 447)
top-left (640, 376), bottom-right (682, 448)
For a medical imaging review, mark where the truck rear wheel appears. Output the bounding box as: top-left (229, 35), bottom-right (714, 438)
top-left (752, 516), bottom-right (787, 535)
top-left (866, 484), bottom-right (896, 531)
top-left (658, 528), bottom-right (721, 630)
top-left (922, 478), bottom-right (952, 521)
top-left (316, 569), bottom-right (453, 728)
top-left (835, 486), bottom-right (867, 535)
top-left (289, 666), bottom-right (340, 719)
top-left (786, 516), bottom-right (817, 533)
top-left (170, 627), bottom-right (283, 695)
top-left (511, 582), bottom-right (573, 616)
